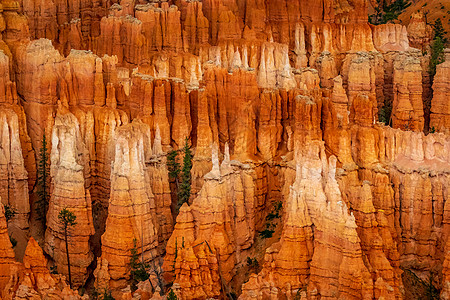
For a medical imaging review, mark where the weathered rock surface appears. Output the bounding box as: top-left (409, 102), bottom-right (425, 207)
top-left (430, 59), bottom-right (450, 134)
top-left (96, 120), bottom-right (158, 291)
top-left (3, 237), bottom-right (84, 299)
top-left (163, 145), bottom-right (271, 299)
top-left (391, 52), bottom-right (424, 131)
top-left (0, 105), bottom-right (29, 232)
top-left (0, 0), bottom-right (447, 298)
top-left (44, 105), bottom-right (94, 288)
top-left (0, 202), bottom-right (15, 298)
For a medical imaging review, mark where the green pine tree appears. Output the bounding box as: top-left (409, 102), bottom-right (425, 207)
top-left (167, 150), bottom-right (180, 185)
top-left (429, 19), bottom-right (447, 78)
top-left (167, 289), bottom-right (178, 300)
top-left (369, 0), bottom-right (411, 24)
top-left (177, 138), bottom-right (192, 209)
top-left (130, 238), bottom-right (149, 290)
top-left (3, 204), bottom-right (17, 222)
top-left (432, 18), bottom-right (448, 44)
top-left (58, 208), bottom-right (77, 288)
top-left (36, 133), bottom-right (50, 224)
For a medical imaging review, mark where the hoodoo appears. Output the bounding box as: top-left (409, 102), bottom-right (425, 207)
top-left (0, 0), bottom-right (449, 299)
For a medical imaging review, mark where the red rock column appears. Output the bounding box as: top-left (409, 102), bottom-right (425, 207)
top-left (0, 202), bottom-right (15, 297)
top-left (97, 120), bottom-right (158, 291)
top-left (391, 53), bottom-right (424, 131)
top-left (430, 60), bottom-right (450, 134)
top-left (44, 106), bottom-right (94, 288)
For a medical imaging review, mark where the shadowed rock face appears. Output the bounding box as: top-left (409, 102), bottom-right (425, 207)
top-left (0, 0), bottom-right (448, 299)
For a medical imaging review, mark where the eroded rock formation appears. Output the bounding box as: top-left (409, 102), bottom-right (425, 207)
top-left (44, 105), bottom-right (94, 288)
top-left (0, 0), bottom-right (447, 299)
top-left (95, 120), bottom-right (158, 291)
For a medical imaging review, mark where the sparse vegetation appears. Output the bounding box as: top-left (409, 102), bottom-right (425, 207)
top-left (167, 150), bottom-right (180, 183)
top-left (92, 288), bottom-right (116, 300)
top-left (369, 0), bottom-right (411, 25)
top-left (259, 225), bottom-right (276, 239)
top-left (167, 138), bottom-right (193, 214)
top-left (9, 236), bottom-right (17, 248)
top-left (50, 265), bottom-right (58, 274)
top-left (36, 134), bottom-right (50, 225)
top-left (246, 257), bottom-right (259, 270)
top-left (425, 272), bottom-right (440, 300)
top-left (260, 201), bottom-right (283, 239)
top-left (130, 238), bottom-right (149, 290)
top-left (378, 102), bottom-right (392, 126)
top-left (429, 18), bottom-right (447, 78)
top-left (3, 204), bottom-right (17, 222)
top-left (167, 289), bottom-right (178, 300)
top-left (266, 201), bottom-right (282, 221)
top-left (402, 269), bottom-right (440, 299)
top-left (178, 138), bottom-right (192, 209)
top-left (58, 208), bottom-right (77, 288)
top-left (102, 289), bottom-right (115, 300)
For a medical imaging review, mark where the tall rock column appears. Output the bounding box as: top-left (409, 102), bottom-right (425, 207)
top-left (430, 60), bottom-right (450, 134)
top-left (391, 52), bottom-right (424, 131)
top-left (145, 127), bottom-right (173, 249)
top-left (96, 120), bottom-right (158, 291)
top-left (241, 145), bottom-right (373, 299)
top-left (163, 145), bottom-right (266, 299)
top-left (0, 105), bottom-right (29, 232)
top-left (0, 50), bottom-right (33, 258)
top-left (0, 202), bottom-right (15, 297)
top-left (322, 76), bottom-right (355, 168)
top-left (44, 105), bottom-right (94, 288)
top-left (14, 39), bottom-right (64, 151)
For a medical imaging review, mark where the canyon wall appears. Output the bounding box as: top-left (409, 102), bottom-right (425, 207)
top-left (0, 0), bottom-right (448, 299)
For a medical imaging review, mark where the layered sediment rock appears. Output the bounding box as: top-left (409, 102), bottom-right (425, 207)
top-left (0, 202), bottom-right (15, 297)
top-left (0, 105), bottom-right (29, 232)
top-left (145, 128), bottom-right (173, 248)
top-left (96, 120), bottom-right (158, 291)
top-left (322, 76), bottom-right (355, 167)
top-left (242, 145), bottom-right (374, 299)
top-left (3, 237), bottom-right (83, 299)
top-left (44, 105), bottom-right (94, 288)
top-left (406, 11), bottom-right (432, 50)
top-left (163, 145), bottom-right (270, 299)
top-left (430, 60), bottom-right (450, 134)
top-left (14, 38), bottom-right (64, 150)
top-left (0, 0), bottom-right (447, 298)
top-left (391, 52), bottom-right (424, 131)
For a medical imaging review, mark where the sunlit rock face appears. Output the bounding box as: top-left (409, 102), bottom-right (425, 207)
top-left (0, 0), bottom-right (448, 299)
top-left (44, 105), bottom-right (94, 288)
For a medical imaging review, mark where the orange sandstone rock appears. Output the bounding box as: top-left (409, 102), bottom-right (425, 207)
top-left (0, 202), bottom-right (15, 297)
top-left (406, 11), bottom-right (432, 51)
top-left (391, 52), bottom-right (424, 131)
top-left (430, 60), bottom-right (450, 134)
top-left (3, 237), bottom-right (84, 299)
top-left (44, 105), bottom-right (94, 288)
top-left (97, 120), bottom-right (158, 291)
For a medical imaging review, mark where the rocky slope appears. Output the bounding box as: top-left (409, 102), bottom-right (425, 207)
top-left (0, 0), bottom-right (448, 299)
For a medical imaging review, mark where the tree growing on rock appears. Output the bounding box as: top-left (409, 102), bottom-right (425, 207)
top-left (178, 138), bottom-right (192, 209)
top-left (432, 18), bottom-right (448, 44)
top-left (58, 208), bottom-right (77, 288)
top-left (167, 289), bottom-right (178, 300)
top-left (167, 150), bottom-right (181, 181)
top-left (130, 238), bottom-right (149, 290)
top-left (166, 138), bottom-right (193, 213)
top-left (37, 133), bottom-right (50, 225)
top-left (369, 0), bottom-right (411, 25)
top-left (429, 18), bottom-right (447, 78)
top-left (3, 204), bottom-right (17, 222)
